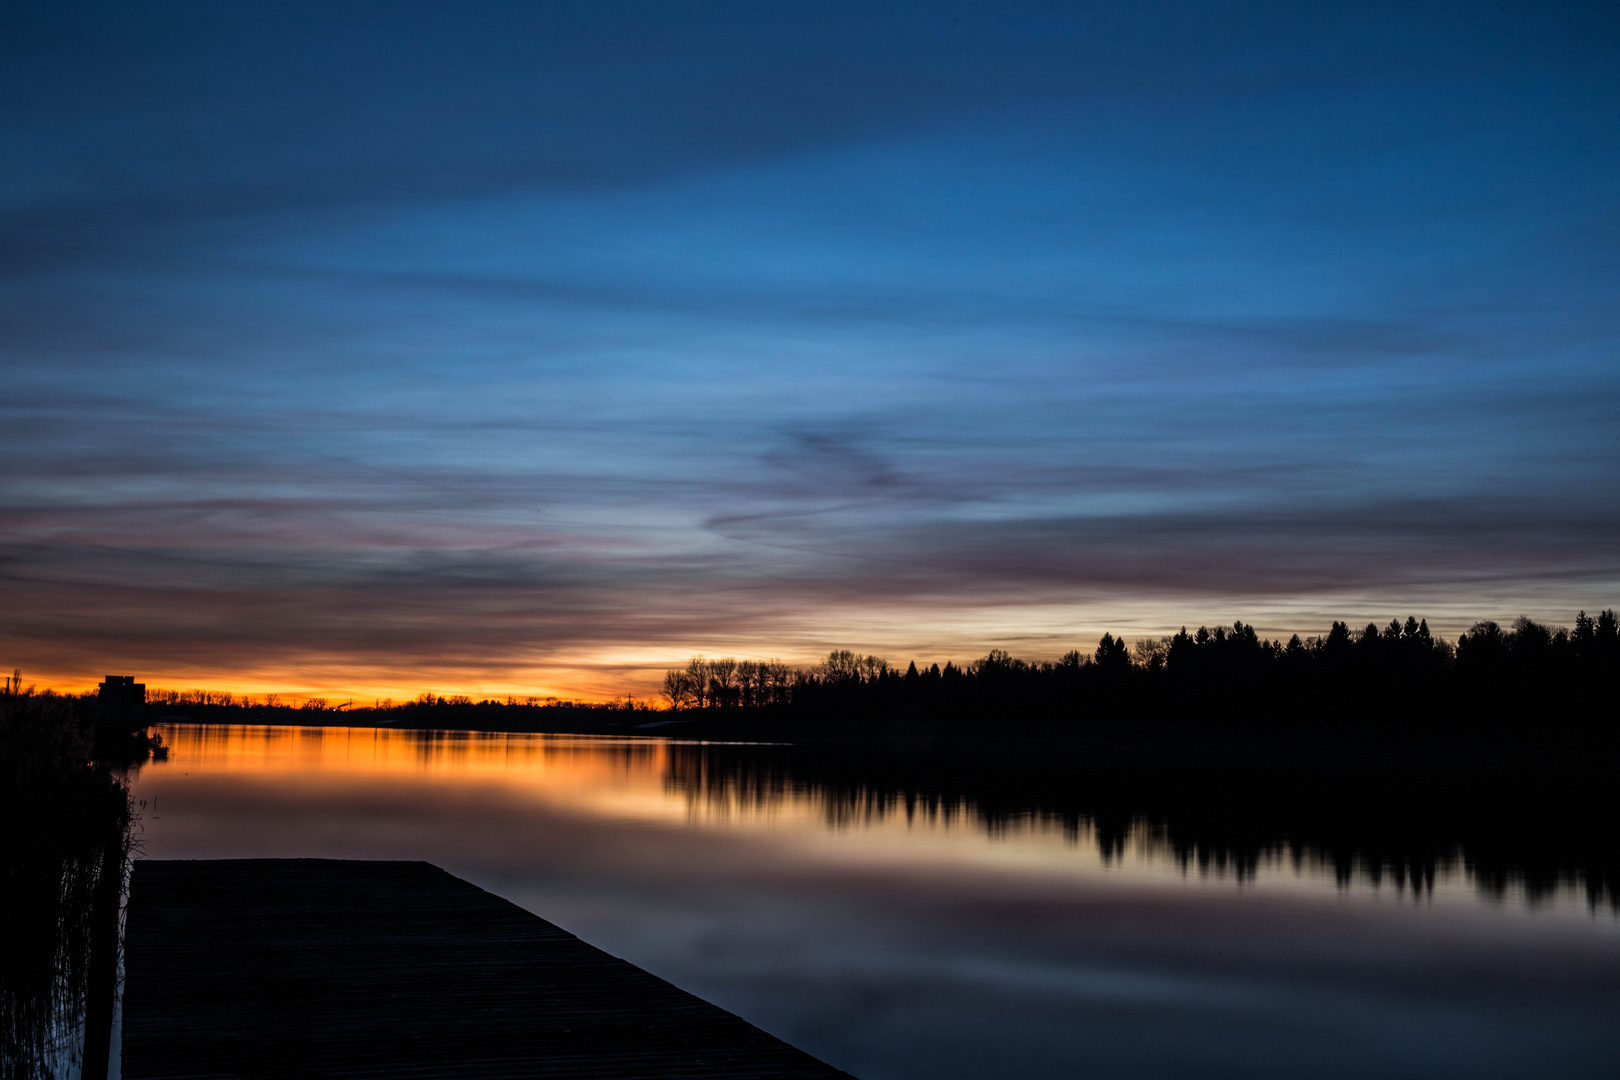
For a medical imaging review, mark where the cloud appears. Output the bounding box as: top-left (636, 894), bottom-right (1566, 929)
top-left (3, 2), bottom-right (1619, 694)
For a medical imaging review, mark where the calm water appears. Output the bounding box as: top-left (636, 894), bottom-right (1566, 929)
top-left (130, 724), bottom-right (1620, 1080)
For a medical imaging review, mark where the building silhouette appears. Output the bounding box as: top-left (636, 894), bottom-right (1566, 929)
top-left (97, 676), bottom-right (146, 726)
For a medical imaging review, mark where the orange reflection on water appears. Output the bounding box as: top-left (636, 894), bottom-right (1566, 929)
top-left (146, 723), bottom-right (981, 842)
top-left (145, 724), bottom-right (736, 833)
top-left (135, 724), bottom-right (1523, 910)
top-left (137, 723), bottom-right (1618, 923)
top-left (161, 723), bottom-right (672, 783)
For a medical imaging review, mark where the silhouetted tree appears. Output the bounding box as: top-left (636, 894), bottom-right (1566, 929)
top-left (651, 606), bottom-right (1620, 724)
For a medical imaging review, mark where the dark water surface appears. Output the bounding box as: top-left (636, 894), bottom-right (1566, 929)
top-left (130, 724), bottom-right (1620, 1080)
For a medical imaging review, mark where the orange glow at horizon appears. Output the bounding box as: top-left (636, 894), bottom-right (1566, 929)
top-left (12, 599), bottom-right (1546, 707)
top-left (20, 668), bottom-right (675, 708)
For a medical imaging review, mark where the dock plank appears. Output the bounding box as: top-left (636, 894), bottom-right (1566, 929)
top-left (122, 859), bottom-right (853, 1079)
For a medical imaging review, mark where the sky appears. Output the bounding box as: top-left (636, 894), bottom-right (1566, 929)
top-left (3, 1), bottom-right (1617, 701)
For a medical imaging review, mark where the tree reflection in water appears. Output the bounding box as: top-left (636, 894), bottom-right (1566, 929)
top-left (662, 725), bottom-right (1618, 910)
top-left (1, 690), bottom-right (133, 1080)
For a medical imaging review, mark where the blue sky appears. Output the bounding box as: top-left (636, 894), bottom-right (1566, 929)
top-left (3, 2), bottom-right (1617, 698)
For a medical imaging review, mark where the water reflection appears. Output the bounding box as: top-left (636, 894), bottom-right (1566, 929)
top-left (1, 833), bottom-right (123, 1080)
top-left (130, 724), bottom-right (1620, 1080)
top-left (140, 723), bottom-right (1615, 908)
top-left (663, 735), bottom-right (1619, 910)
top-left (1, 697), bottom-right (131, 1080)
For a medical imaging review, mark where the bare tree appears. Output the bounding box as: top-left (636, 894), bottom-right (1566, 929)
top-left (707, 657), bottom-right (738, 708)
top-left (683, 658), bottom-right (710, 708)
top-left (662, 669), bottom-right (696, 710)
top-left (1132, 637), bottom-right (1171, 671)
top-left (822, 650), bottom-right (860, 682)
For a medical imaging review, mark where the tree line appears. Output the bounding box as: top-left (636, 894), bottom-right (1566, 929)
top-left (661, 610), bottom-right (1620, 722)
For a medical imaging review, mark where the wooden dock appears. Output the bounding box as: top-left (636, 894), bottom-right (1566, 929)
top-left (122, 859), bottom-right (853, 1079)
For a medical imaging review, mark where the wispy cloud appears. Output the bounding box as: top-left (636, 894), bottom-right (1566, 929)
top-left (3, 2), bottom-right (1618, 695)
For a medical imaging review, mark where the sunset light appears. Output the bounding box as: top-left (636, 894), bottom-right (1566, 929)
top-left (6, 4), bottom-right (1617, 1079)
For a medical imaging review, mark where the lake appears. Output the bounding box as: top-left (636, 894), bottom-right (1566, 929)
top-left (129, 723), bottom-right (1620, 1080)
